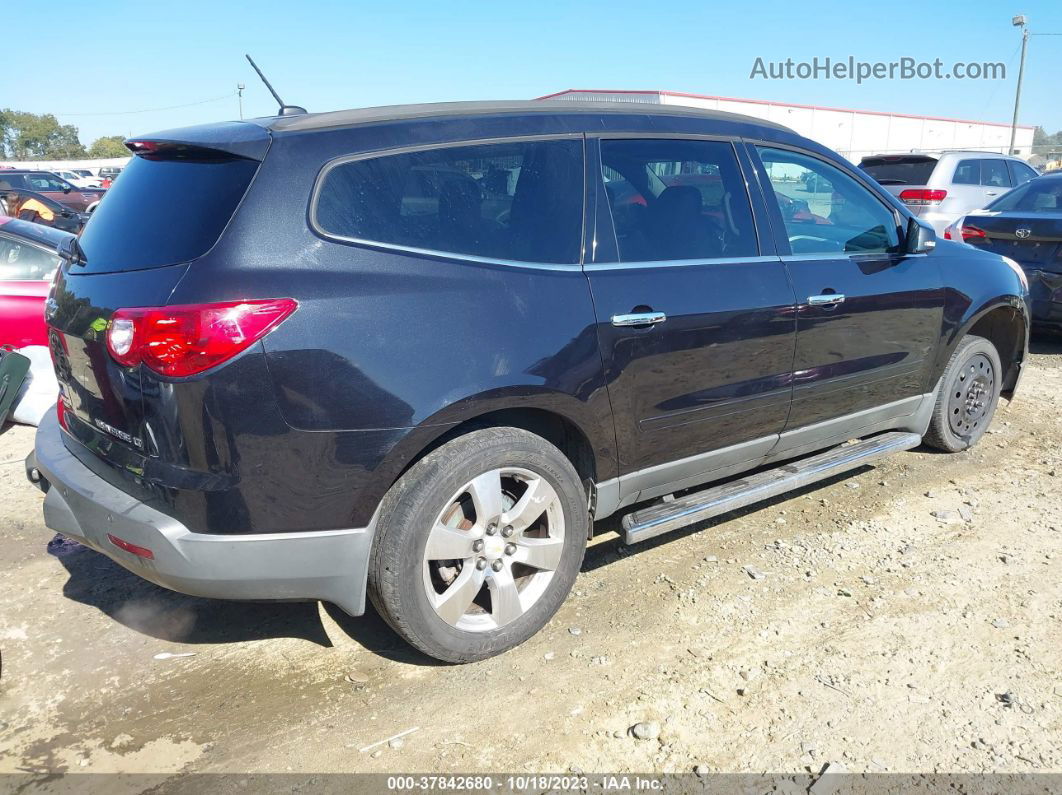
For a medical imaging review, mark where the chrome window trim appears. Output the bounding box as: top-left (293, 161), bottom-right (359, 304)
top-left (780, 252), bottom-right (926, 263)
top-left (308, 133), bottom-right (586, 269)
top-left (584, 254), bottom-right (780, 271)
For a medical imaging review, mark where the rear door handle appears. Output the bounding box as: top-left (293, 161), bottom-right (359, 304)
top-left (808, 293), bottom-right (845, 306)
top-left (611, 311), bottom-right (667, 327)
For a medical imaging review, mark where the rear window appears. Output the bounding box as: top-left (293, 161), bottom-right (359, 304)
top-left (858, 156), bottom-right (937, 186)
top-left (314, 138), bottom-right (584, 264)
top-left (987, 178), bottom-right (1062, 212)
top-left (76, 153), bottom-right (258, 273)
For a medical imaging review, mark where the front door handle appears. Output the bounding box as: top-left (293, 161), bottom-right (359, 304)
top-left (611, 311), bottom-right (667, 327)
top-left (808, 293), bottom-right (845, 306)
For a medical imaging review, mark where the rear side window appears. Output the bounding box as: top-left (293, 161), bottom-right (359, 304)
top-left (980, 159), bottom-right (1011, 188)
top-left (76, 154), bottom-right (259, 274)
top-left (315, 139), bottom-right (584, 264)
top-left (858, 156), bottom-right (937, 185)
top-left (599, 138), bottom-right (757, 262)
top-left (0, 234), bottom-right (59, 280)
top-left (952, 160), bottom-right (980, 185)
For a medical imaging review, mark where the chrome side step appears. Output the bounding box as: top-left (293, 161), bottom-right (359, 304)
top-left (621, 432), bottom-right (922, 545)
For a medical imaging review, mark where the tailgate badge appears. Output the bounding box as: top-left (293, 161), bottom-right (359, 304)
top-left (1015, 228), bottom-right (1032, 239)
top-left (93, 418), bottom-right (145, 449)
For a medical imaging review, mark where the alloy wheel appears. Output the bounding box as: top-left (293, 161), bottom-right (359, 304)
top-left (422, 467), bottom-right (565, 632)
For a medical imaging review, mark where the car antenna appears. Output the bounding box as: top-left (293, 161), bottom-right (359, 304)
top-left (244, 54), bottom-right (307, 117)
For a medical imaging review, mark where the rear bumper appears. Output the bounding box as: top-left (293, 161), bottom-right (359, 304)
top-left (1027, 269), bottom-right (1062, 328)
top-left (30, 411), bottom-right (373, 615)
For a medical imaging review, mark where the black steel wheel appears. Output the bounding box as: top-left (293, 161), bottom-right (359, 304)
top-left (924, 335), bottom-right (1002, 452)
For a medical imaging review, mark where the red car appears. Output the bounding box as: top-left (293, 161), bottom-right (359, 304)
top-left (0, 217), bottom-right (69, 348)
top-left (0, 171), bottom-right (106, 213)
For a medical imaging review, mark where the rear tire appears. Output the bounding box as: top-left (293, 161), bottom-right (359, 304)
top-left (923, 334), bottom-right (1002, 452)
top-left (368, 427), bottom-right (588, 663)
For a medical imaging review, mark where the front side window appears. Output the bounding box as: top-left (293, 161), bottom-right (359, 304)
top-left (599, 138), bottom-right (757, 262)
top-left (952, 159), bottom-right (980, 185)
top-left (980, 159), bottom-right (1011, 188)
top-left (1008, 160), bottom-right (1038, 186)
top-left (757, 146), bottom-right (900, 255)
top-left (315, 138), bottom-right (584, 264)
top-left (0, 234), bottom-right (60, 280)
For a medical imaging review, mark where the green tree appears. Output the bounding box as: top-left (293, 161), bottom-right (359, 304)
top-left (87, 135), bottom-right (130, 158)
top-left (0, 109), bottom-right (85, 159)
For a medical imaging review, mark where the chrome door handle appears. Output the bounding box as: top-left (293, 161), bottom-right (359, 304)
top-left (808, 293), bottom-right (845, 306)
top-left (611, 311), bottom-right (667, 327)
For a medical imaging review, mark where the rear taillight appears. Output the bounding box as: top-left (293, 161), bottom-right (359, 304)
top-left (106, 299), bottom-right (298, 377)
top-left (899, 189), bottom-right (947, 205)
top-left (960, 225), bottom-right (986, 242)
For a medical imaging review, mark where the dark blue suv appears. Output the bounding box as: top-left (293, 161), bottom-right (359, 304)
top-left (29, 100), bottom-right (1029, 662)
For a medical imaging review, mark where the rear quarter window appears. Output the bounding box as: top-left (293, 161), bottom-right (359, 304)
top-left (313, 138), bottom-right (584, 264)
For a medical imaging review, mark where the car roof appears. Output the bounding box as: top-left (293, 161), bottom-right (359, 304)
top-left (263, 99), bottom-right (793, 135)
top-left (860, 151), bottom-right (1019, 162)
top-left (0, 216), bottom-right (75, 249)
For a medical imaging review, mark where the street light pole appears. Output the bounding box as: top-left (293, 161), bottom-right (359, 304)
top-left (237, 83), bottom-right (245, 120)
top-left (1009, 15), bottom-right (1029, 156)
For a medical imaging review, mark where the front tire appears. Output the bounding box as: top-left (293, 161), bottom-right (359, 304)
top-left (923, 334), bottom-right (1002, 452)
top-left (368, 427), bottom-right (588, 663)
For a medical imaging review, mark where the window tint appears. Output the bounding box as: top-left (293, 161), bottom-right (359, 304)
top-left (316, 139), bottom-right (584, 264)
top-left (1008, 160), bottom-right (1038, 186)
top-left (0, 175), bottom-right (26, 190)
top-left (77, 154), bottom-right (259, 273)
top-left (858, 156), bottom-right (937, 185)
top-left (0, 234), bottom-right (60, 280)
top-left (26, 174), bottom-right (70, 191)
top-left (987, 178), bottom-right (1062, 212)
top-left (758, 147), bottom-right (900, 255)
top-left (980, 159), bottom-right (1011, 188)
top-left (599, 139), bottom-right (756, 262)
top-left (952, 159), bottom-right (980, 185)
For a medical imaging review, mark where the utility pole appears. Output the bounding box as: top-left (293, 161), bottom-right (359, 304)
top-left (1009, 14), bottom-right (1029, 156)
top-left (237, 83), bottom-right (246, 120)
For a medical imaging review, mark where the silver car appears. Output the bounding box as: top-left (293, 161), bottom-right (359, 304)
top-left (859, 151), bottom-right (1039, 235)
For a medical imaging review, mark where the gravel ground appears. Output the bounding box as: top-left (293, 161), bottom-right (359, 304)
top-left (0, 337), bottom-right (1059, 782)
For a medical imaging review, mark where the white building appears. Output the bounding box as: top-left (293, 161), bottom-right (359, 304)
top-left (537, 89), bottom-right (1036, 163)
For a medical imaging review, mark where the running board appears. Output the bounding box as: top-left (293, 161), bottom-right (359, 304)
top-left (621, 432), bottom-right (922, 545)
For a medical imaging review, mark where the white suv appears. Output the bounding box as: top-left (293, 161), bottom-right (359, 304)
top-left (859, 151), bottom-right (1039, 235)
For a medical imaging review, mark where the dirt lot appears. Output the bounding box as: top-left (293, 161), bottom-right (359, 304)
top-left (1, 339), bottom-right (1060, 783)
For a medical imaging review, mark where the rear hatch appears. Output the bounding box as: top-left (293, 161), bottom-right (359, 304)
top-left (47, 123), bottom-right (268, 462)
top-left (859, 155), bottom-right (940, 216)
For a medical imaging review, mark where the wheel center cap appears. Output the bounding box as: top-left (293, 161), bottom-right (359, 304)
top-left (483, 536), bottom-right (505, 559)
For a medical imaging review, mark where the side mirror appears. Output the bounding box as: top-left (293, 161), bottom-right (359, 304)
top-left (63, 186), bottom-right (71, 193)
top-left (905, 216), bottom-right (936, 254)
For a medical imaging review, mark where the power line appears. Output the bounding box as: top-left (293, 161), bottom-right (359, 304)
top-left (55, 92), bottom-right (237, 118)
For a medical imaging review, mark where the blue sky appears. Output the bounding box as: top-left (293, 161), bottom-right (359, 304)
top-left (7, 0), bottom-right (1061, 145)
